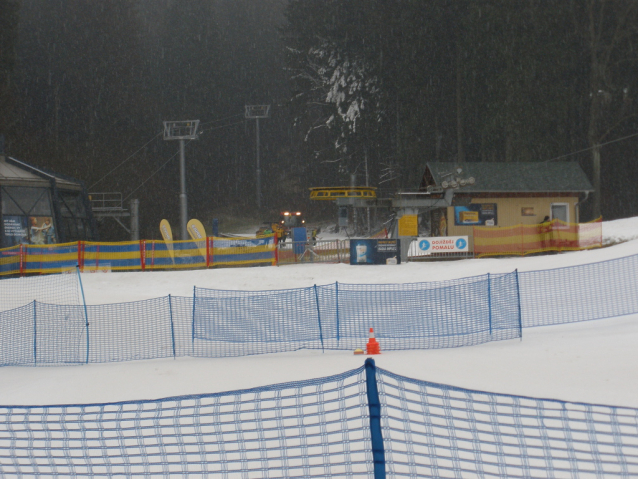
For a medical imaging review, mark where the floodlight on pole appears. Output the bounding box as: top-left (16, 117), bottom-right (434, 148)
top-left (163, 120), bottom-right (200, 240)
top-left (245, 105), bottom-right (270, 210)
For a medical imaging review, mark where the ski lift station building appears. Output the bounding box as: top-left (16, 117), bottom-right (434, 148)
top-left (0, 154), bottom-right (97, 248)
top-left (420, 161), bottom-right (595, 239)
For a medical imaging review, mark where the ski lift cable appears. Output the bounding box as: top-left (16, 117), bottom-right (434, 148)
top-left (197, 119), bottom-right (245, 135)
top-left (198, 112), bottom-right (244, 126)
top-left (545, 131), bottom-right (638, 162)
top-left (122, 148), bottom-right (184, 202)
top-left (89, 114), bottom-right (245, 191)
top-left (89, 131), bottom-right (163, 190)
top-left (122, 118), bottom-right (246, 202)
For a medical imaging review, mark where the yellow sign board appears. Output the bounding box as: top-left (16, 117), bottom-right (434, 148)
top-left (398, 215), bottom-right (418, 236)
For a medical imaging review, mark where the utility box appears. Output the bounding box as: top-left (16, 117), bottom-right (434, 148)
top-left (338, 206), bottom-right (348, 227)
top-left (292, 227), bottom-right (307, 254)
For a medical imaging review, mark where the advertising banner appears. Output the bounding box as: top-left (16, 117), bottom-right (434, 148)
top-left (187, 218), bottom-right (207, 258)
top-left (454, 203), bottom-right (497, 226)
top-left (3, 216), bottom-right (28, 246)
top-left (28, 216), bottom-right (56, 244)
top-left (350, 239), bottom-right (401, 265)
top-left (411, 236), bottom-right (469, 256)
top-left (159, 219), bottom-right (175, 263)
top-left (224, 237), bottom-right (273, 248)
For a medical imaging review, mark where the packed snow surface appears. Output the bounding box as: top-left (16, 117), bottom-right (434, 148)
top-left (1, 218), bottom-right (638, 408)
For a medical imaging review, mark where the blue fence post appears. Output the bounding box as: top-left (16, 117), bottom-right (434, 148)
top-left (76, 265), bottom-right (90, 363)
top-left (313, 284), bottom-right (325, 352)
top-left (191, 286), bottom-right (196, 350)
top-left (515, 269), bottom-right (523, 340)
top-left (335, 281), bottom-right (340, 343)
top-left (487, 273), bottom-right (492, 335)
top-left (168, 295), bottom-right (176, 358)
top-left (365, 358), bottom-right (386, 479)
top-left (33, 300), bottom-right (37, 365)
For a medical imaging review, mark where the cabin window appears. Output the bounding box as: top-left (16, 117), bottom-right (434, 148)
top-left (550, 203), bottom-right (569, 223)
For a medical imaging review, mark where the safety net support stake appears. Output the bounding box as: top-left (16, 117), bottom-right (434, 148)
top-left (515, 269), bottom-right (523, 341)
top-left (365, 358), bottom-right (386, 479)
top-left (168, 295), bottom-right (176, 358)
top-left (313, 284), bottom-right (324, 352)
top-left (32, 300), bottom-right (37, 365)
top-left (487, 273), bottom-right (492, 335)
top-left (335, 281), bottom-right (340, 343)
top-left (77, 265), bottom-right (90, 363)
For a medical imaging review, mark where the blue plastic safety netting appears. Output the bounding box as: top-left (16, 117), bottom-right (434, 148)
top-left (377, 366), bottom-right (638, 478)
top-left (1, 362), bottom-right (638, 477)
top-left (0, 366), bottom-right (371, 478)
top-left (192, 272), bottom-right (522, 356)
top-left (0, 271), bottom-right (80, 312)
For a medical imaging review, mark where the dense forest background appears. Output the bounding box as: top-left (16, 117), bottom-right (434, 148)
top-left (1, 0), bottom-right (637, 239)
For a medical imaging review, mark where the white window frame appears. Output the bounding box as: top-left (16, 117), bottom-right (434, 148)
top-left (550, 202), bottom-right (569, 224)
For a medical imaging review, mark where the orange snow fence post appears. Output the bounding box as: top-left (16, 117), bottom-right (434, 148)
top-left (366, 327), bottom-right (381, 355)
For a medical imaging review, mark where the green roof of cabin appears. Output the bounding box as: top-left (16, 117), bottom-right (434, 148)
top-left (422, 162), bottom-right (593, 193)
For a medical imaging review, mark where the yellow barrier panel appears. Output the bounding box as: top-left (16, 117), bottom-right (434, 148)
top-left (209, 236), bottom-right (276, 267)
top-left (22, 242), bottom-right (80, 275)
top-left (82, 241), bottom-right (144, 272)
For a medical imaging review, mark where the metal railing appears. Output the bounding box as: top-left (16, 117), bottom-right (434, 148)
top-left (277, 238), bottom-right (474, 265)
top-left (277, 240), bottom-right (349, 265)
top-left (88, 192), bottom-right (124, 211)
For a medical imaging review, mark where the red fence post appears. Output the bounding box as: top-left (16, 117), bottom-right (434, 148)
top-left (140, 240), bottom-right (146, 271)
top-left (78, 241), bottom-right (84, 272)
top-left (19, 244), bottom-right (25, 276)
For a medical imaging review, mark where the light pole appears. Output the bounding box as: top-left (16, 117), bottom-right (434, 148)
top-left (163, 120), bottom-right (200, 240)
top-left (245, 105), bottom-right (270, 210)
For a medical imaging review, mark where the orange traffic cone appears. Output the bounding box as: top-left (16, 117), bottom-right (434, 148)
top-left (366, 327), bottom-right (381, 355)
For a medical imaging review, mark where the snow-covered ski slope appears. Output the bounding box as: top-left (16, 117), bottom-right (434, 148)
top-left (1, 216), bottom-right (638, 408)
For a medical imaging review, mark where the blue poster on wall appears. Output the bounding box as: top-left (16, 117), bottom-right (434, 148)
top-left (349, 239), bottom-right (401, 265)
top-left (454, 203), bottom-right (497, 226)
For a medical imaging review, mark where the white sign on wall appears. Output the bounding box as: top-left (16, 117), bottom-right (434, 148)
top-left (410, 236), bottom-right (469, 256)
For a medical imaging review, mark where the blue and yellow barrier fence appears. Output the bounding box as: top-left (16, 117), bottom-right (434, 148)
top-left (0, 235), bottom-right (277, 276)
